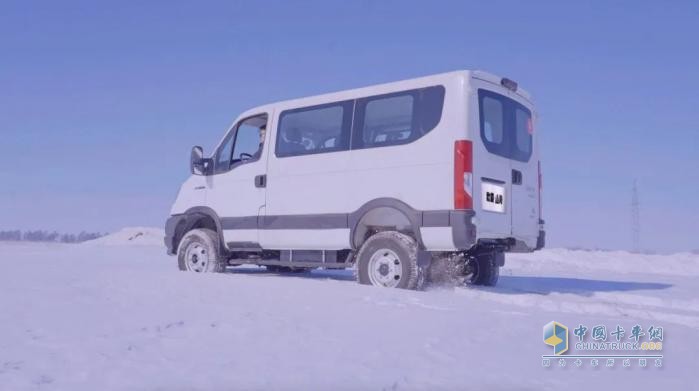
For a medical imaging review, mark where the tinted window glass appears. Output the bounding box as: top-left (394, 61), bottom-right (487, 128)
top-left (352, 85), bottom-right (445, 149)
top-left (478, 89), bottom-right (533, 162)
top-left (421, 85), bottom-right (446, 131)
top-left (232, 122), bottom-right (262, 162)
top-left (513, 107), bottom-right (532, 161)
top-left (276, 101), bottom-right (352, 157)
top-left (362, 94), bottom-right (414, 145)
top-left (482, 97), bottom-right (504, 143)
top-left (215, 133), bottom-right (234, 172)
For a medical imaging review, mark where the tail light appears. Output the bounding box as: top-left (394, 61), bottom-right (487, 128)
top-left (454, 140), bottom-right (473, 209)
top-left (538, 160), bottom-right (543, 219)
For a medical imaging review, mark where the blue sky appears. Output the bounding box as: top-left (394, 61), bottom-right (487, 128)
top-left (1, 1), bottom-right (697, 252)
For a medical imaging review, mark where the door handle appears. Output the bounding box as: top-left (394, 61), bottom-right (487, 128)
top-left (512, 169), bottom-right (522, 185)
top-left (254, 174), bottom-right (267, 188)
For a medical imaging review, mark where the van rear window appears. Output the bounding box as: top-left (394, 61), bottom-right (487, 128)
top-left (478, 89), bottom-right (533, 162)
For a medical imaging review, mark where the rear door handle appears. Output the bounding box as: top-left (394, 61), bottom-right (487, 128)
top-left (512, 169), bottom-right (522, 185)
top-left (254, 174), bottom-right (267, 188)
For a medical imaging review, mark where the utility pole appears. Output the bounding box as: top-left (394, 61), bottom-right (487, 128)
top-left (631, 179), bottom-right (640, 253)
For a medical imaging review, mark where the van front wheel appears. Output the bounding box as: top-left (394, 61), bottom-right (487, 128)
top-left (356, 231), bottom-right (423, 290)
top-left (177, 229), bottom-right (225, 273)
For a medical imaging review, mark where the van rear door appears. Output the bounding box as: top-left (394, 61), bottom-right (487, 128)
top-left (473, 83), bottom-right (539, 247)
top-left (472, 85), bottom-right (512, 239)
top-left (509, 103), bottom-right (539, 246)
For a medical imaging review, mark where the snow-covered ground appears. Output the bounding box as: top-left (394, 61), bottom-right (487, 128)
top-left (1, 228), bottom-right (697, 390)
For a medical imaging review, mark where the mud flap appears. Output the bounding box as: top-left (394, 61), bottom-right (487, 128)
top-left (494, 251), bottom-right (505, 267)
top-left (417, 250), bottom-right (432, 267)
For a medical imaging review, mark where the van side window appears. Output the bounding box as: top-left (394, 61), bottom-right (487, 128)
top-left (352, 85), bottom-right (445, 149)
top-left (478, 89), bottom-right (532, 162)
top-left (276, 101), bottom-right (353, 158)
top-left (215, 133), bottom-right (234, 172)
top-left (362, 94), bottom-right (415, 146)
top-left (232, 122), bottom-right (262, 162)
top-left (215, 114), bottom-right (268, 173)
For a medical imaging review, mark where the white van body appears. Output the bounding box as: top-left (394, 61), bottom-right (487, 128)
top-left (166, 70), bottom-right (544, 288)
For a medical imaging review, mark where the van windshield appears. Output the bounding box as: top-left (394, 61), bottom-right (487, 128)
top-left (478, 89), bottom-right (532, 162)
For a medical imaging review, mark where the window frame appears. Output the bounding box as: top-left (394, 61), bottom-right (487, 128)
top-left (274, 100), bottom-right (354, 158)
top-left (351, 90), bottom-right (419, 150)
top-left (477, 89), bottom-right (533, 163)
top-left (213, 113), bottom-right (268, 174)
top-left (273, 84), bottom-right (446, 158)
top-left (479, 93), bottom-right (507, 156)
top-left (351, 85), bottom-right (445, 150)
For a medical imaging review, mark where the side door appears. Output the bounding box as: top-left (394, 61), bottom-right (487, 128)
top-left (472, 85), bottom-right (512, 239)
top-left (261, 101), bottom-right (353, 250)
top-left (206, 114), bottom-right (269, 246)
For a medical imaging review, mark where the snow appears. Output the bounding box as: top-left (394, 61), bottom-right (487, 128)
top-left (1, 230), bottom-right (696, 390)
top-left (81, 227), bottom-right (164, 246)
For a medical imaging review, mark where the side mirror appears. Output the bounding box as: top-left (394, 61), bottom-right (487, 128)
top-left (190, 146), bottom-right (208, 175)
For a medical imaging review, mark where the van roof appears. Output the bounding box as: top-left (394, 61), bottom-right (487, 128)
top-left (238, 70), bottom-right (533, 118)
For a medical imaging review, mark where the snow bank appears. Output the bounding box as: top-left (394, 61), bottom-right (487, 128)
top-left (0, 240), bottom-right (696, 390)
top-left (81, 227), bottom-right (164, 247)
top-left (509, 248), bottom-right (699, 277)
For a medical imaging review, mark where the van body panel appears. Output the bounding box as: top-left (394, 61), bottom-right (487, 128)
top-left (170, 176), bottom-right (207, 215)
top-left (206, 161), bottom-right (266, 244)
top-left (510, 143), bottom-right (540, 248)
top-left (420, 227), bottom-right (455, 250)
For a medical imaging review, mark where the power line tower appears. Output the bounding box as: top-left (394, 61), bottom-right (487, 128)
top-left (631, 179), bottom-right (640, 253)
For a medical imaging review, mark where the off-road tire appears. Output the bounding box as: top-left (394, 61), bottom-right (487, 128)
top-left (356, 231), bottom-right (423, 290)
top-left (177, 228), bottom-right (225, 273)
top-left (466, 252), bottom-right (500, 286)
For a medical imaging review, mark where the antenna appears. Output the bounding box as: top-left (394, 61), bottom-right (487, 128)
top-left (631, 179), bottom-right (640, 253)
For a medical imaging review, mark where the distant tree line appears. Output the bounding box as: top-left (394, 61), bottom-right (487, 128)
top-left (0, 230), bottom-right (106, 243)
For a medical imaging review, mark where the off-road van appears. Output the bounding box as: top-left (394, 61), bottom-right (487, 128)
top-left (165, 70), bottom-right (544, 290)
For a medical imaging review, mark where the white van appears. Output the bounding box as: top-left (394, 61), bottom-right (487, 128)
top-left (165, 70), bottom-right (544, 290)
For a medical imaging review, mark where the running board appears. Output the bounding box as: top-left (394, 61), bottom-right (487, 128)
top-left (227, 258), bottom-right (350, 269)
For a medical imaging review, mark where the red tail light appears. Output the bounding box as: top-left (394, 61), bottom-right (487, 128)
top-left (454, 140), bottom-right (473, 209)
top-left (538, 160), bottom-right (543, 218)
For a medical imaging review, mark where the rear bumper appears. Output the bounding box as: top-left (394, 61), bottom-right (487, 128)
top-left (535, 229), bottom-right (546, 250)
top-left (449, 210), bottom-right (477, 250)
top-left (449, 211), bottom-right (545, 252)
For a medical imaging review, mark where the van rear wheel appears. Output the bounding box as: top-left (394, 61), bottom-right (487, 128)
top-left (465, 252), bottom-right (500, 286)
top-left (177, 229), bottom-right (225, 273)
top-left (356, 231), bottom-right (423, 290)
